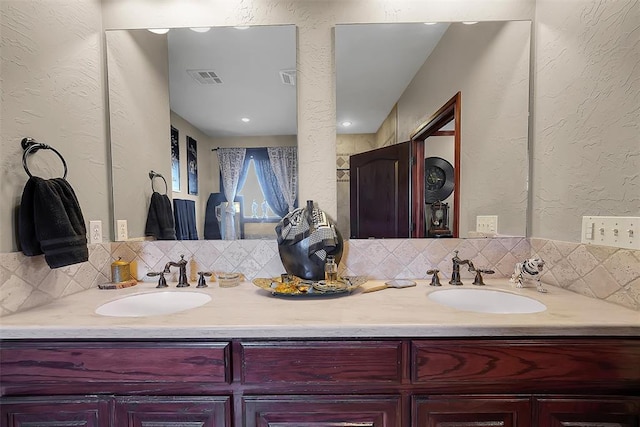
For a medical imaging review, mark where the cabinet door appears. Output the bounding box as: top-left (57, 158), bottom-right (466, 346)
top-left (114, 396), bottom-right (230, 427)
top-left (413, 396), bottom-right (531, 427)
top-left (244, 395), bottom-right (401, 427)
top-left (1, 396), bottom-right (110, 427)
top-left (536, 397), bottom-right (640, 426)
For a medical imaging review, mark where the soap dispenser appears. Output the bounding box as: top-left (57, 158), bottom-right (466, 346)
top-left (324, 255), bottom-right (338, 283)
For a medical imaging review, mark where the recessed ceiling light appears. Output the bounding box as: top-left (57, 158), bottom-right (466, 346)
top-left (234, 26), bottom-right (250, 30)
top-left (148, 28), bottom-right (170, 34)
top-left (190, 27), bottom-right (211, 33)
top-left (462, 21), bottom-right (478, 25)
top-left (241, 117), bottom-right (250, 123)
top-left (423, 22), bottom-right (437, 25)
top-left (341, 121), bottom-right (352, 127)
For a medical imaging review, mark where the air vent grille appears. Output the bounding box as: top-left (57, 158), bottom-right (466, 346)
top-left (187, 69), bottom-right (223, 85)
top-left (279, 69), bottom-right (296, 86)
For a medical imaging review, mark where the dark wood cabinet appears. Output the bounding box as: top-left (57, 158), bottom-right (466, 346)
top-left (535, 397), bottom-right (640, 426)
top-left (1, 338), bottom-right (639, 427)
top-left (0, 396), bottom-right (111, 427)
top-left (413, 396), bottom-right (531, 427)
top-left (114, 396), bottom-right (230, 427)
top-left (244, 395), bottom-right (401, 427)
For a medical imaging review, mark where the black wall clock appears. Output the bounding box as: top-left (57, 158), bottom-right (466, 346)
top-left (424, 156), bottom-right (454, 203)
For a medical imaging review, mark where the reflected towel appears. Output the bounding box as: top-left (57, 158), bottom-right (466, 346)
top-left (145, 192), bottom-right (176, 240)
top-left (173, 199), bottom-right (198, 240)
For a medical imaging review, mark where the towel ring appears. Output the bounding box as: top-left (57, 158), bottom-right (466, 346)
top-left (21, 137), bottom-right (68, 179)
top-left (149, 170), bottom-right (168, 194)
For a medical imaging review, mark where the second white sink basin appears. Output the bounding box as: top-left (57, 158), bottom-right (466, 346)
top-left (95, 291), bottom-right (211, 317)
top-left (428, 288), bottom-right (546, 314)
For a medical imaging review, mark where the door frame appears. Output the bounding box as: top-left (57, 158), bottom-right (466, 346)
top-left (410, 92), bottom-right (461, 238)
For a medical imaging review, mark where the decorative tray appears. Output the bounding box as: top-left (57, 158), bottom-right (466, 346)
top-left (252, 275), bottom-right (367, 297)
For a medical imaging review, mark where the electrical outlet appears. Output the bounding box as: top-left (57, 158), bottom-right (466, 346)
top-left (116, 219), bottom-right (128, 241)
top-left (582, 216), bottom-right (639, 249)
top-left (476, 215), bottom-right (498, 233)
top-left (89, 220), bottom-right (102, 244)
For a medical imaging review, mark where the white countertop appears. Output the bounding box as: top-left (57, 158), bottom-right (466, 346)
top-left (1, 279), bottom-right (638, 339)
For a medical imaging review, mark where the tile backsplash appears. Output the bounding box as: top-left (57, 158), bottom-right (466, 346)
top-left (1, 238), bottom-right (638, 317)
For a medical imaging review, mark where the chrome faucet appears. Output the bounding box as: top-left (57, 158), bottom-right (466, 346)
top-left (449, 250), bottom-right (475, 286)
top-left (164, 254), bottom-right (190, 287)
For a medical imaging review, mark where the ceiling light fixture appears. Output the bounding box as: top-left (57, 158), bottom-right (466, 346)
top-left (462, 21), bottom-right (478, 25)
top-left (148, 28), bottom-right (170, 34)
top-left (241, 117), bottom-right (250, 123)
top-left (190, 27), bottom-right (211, 33)
top-left (341, 121), bottom-right (352, 127)
top-left (234, 26), bottom-right (250, 30)
top-left (423, 22), bottom-right (437, 25)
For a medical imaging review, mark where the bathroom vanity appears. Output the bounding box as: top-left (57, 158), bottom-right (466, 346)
top-left (1, 280), bottom-right (639, 426)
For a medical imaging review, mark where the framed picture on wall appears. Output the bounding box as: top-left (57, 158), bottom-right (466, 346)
top-left (171, 126), bottom-right (180, 192)
top-left (187, 136), bottom-right (198, 195)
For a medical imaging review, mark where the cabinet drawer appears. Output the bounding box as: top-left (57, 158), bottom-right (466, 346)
top-left (411, 339), bottom-right (640, 391)
top-left (1, 341), bottom-right (230, 387)
top-left (240, 340), bottom-right (402, 385)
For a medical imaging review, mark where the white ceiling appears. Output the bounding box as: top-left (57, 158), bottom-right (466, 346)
top-left (167, 23), bottom-right (449, 138)
top-left (335, 23), bottom-right (448, 134)
top-left (168, 25), bottom-right (297, 138)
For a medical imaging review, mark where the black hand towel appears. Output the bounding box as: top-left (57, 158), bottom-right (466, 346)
top-left (19, 177), bottom-right (89, 268)
top-left (145, 191), bottom-right (176, 240)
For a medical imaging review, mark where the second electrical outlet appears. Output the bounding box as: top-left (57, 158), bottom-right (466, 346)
top-left (116, 219), bottom-right (128, 241)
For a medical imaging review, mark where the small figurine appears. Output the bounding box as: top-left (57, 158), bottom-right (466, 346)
top-left (251, 199), bottom-right (259, 218)
top-left (510, 258), bottom-right (547, 293)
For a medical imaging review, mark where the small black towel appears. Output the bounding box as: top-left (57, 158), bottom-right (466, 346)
top-left (145, 192), bottom-right (176, 240)
top-left (19, 177), bottom-right (89, 268)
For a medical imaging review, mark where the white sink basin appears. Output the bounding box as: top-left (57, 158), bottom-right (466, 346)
top-left (95, 291), bottom-right (211, 317)
top-left (428, 288), bottom-right (546, 314)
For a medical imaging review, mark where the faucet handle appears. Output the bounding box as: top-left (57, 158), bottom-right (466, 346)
top-left (196, 271), bottom-right (212, 288)
top-left (472, 269), bottom-right (494, 286)
top-left (147, 271), bottom-right (168, 288)
top-left (426, 269), bottom-right (442, 286)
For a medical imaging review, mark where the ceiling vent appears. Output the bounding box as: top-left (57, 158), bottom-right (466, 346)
top-left (279, 70), bottom-right (296, 86)
top-left (187, 69), bottom-right (223, 85)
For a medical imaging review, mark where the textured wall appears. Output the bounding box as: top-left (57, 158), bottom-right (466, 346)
top-left (0, 0), bottom-right (109, 252)
top-left (531, 0), bottom-right (640, 241)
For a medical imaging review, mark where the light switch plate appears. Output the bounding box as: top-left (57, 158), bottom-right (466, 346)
top-left (581, 216), bottom-right (639, 250)
top-left (476, 215), bottom-right (498, 233)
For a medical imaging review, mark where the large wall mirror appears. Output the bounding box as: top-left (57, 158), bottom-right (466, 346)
top-left (336, 21), bottom-right (531, 239)
top-left (106, 25), bottom-right (297, 242)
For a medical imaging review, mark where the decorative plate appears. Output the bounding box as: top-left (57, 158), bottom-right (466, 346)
top-left (424, 156), bottom-right (454, 203)
top-left (252, 276), bottom-right (367, 297)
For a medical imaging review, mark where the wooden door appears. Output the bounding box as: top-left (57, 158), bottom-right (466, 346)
top-left (350, 142), bottom-right (411, 238)
top-left (114, 396), bottom-right (230, 427)
top-left (244, 395), bottom-right (401, 427)
top-left (535, 397), bottom-right (640, 426)
top-left (1, 396), bottom-right (111, 427)
top-left (413, 396), bottom-right (531, 427)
